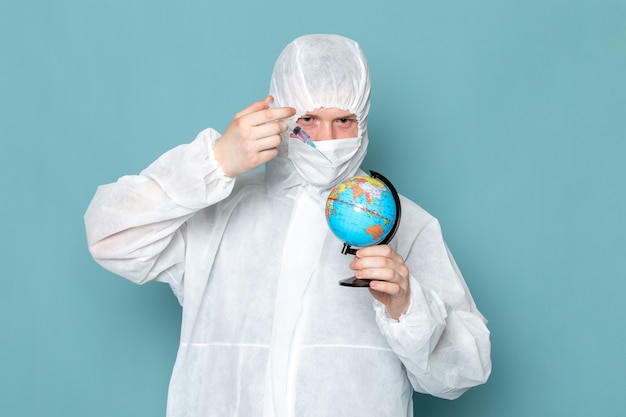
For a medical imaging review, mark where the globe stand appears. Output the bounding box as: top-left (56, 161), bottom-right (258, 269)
top-left (339, 244), bottom-right (372, 287)
top-left (339, 277), bottom-right (373, 287)
top-left (338, 171), bottom-right (402, 288)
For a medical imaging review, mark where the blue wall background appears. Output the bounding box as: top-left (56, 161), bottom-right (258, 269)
top-left (1, 1), bottom-right (624, 416)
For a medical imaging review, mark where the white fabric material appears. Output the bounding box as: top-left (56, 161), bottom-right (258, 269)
top-left (287, 136), bottom-right (361, 188)
top-left (262, 188), bottom-right (328, 416)
top-left (84, 34), bottom-right (491, 417)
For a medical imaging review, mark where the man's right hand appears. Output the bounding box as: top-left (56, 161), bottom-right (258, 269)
top-left (213, 96), bottom-right (296, 178)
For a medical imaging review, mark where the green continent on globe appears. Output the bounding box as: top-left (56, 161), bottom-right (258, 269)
top-left (325, 176), bottom-right (397, 248)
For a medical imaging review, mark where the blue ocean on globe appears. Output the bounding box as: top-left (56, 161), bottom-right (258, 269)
top-left (325, 176), bottom-right (398, 248)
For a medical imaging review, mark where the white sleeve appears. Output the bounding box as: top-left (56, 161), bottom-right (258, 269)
top-left (373, 220), bottom-right (492, 399)
top-left (84, 128), bottom-right (235, 296)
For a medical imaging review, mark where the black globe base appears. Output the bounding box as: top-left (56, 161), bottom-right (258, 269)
top-left (339, 277), bottom-right (372, 287)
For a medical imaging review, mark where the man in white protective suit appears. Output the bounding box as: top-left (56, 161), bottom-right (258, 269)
top-left (84, 34), bottom-right (491, 417)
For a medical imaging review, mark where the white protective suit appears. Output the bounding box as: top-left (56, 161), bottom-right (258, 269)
top-left (84, 34), bottom-right (491, 417)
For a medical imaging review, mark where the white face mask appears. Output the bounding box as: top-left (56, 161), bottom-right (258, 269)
top-left (287, 137), bottom-right (361, 187)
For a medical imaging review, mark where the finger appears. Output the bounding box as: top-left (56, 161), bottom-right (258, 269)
top-left (247, 106), bottom-right (296, 128)
top-left (352, 256), bottom-right (409, 287)
top-left (356, 245), bottom-right (403, 262)
top-left (233, 97), bottom-right (295, 127)
top-left (355, 266), bottom-right (397, 282)
top-left (233, 96), bottom-right (273, 119)
top-left (251, 121), bottom-right (288, 141)
top-left (369, 280), bottom-right (403, 296)
top-left (255, 146), bottom-right (280, 165)
top-left (252, 133), bottom-right (283, 153)
top-left (351, 253), bottom-right (401, 273)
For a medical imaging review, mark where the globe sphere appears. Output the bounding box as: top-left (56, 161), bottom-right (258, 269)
top-left (325, 175), bottom-right (398, 248)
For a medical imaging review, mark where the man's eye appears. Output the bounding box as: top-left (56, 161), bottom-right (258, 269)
top-left (297, 117), bottom-right (314, 126)
top-left (338, 118), bottom-right (356, 125)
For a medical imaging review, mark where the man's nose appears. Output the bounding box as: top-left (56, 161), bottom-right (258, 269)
top-left (316, 123), bottom-right (335, 141)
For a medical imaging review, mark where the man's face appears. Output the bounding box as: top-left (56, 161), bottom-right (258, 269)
top-left (296, 108), bottom-right (358, 141)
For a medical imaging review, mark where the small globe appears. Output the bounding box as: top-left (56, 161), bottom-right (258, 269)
top-left (325, 174), bottom-right (399, 250)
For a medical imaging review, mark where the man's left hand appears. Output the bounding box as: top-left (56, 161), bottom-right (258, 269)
top-left (350, 245), bottom-right (411, 320)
